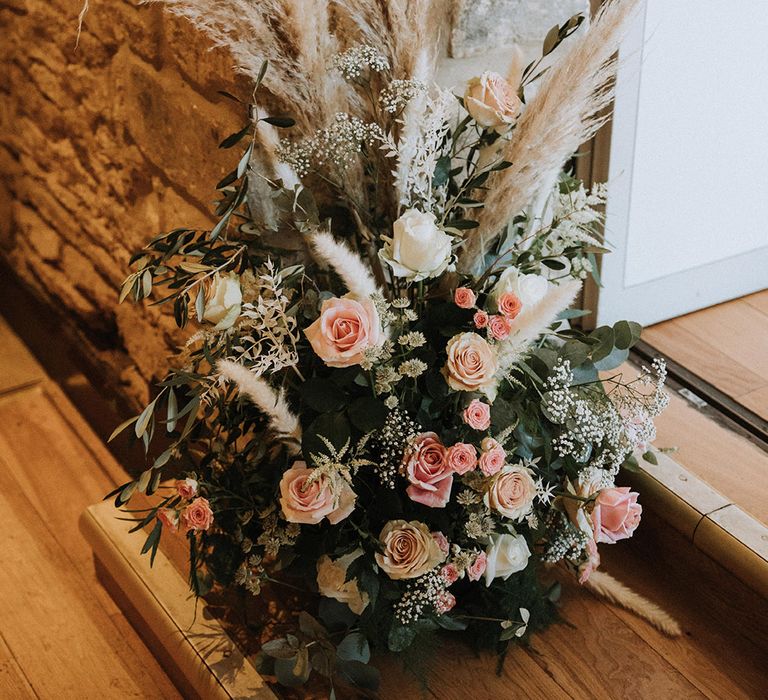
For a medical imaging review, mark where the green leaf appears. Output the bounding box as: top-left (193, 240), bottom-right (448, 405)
top-left (589, 326), bottom-right (615, 362)
top-left (348, 396), bottom-right (388, 433)
top-left (263, 639), bottom-right (299, 660)
top-left (135, 397), bottom-right (158, 438)
top-left (166, 388), bottom-right (178, 433)
top-left (593, 347), bottom-right (629, 371)
top-left (543, 23), bottom-right (560, 55)
top-left (387, 623), bottom-right (417, 652)
top-left (298, 612), bottom-right (328, 641)
top-left (642, 450), bottom-right (658, 466)
top-left (141, 519), bottom-right (162, 566)
top-left (336, 632), bottom-right (370, 663)
top-left (301, 378), bottom-right (346, 413)
top-left (261, 115), bottom-right (296, 128)
top-left (613, 320), bottom-right (643, 350)
top-left (237, 141), bottom-right (254, 179)
top-left (435, 615), bottom-right (468, 631)
top-left (218, 124), bottom-right (250, 149)
top-left (108, 415), bottom-right (138, 442)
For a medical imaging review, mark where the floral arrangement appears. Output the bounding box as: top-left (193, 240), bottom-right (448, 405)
top-left (109, 0), bottom-right (673, 694)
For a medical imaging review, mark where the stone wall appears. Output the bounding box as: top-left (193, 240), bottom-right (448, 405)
top-left (0, 0), bottom-right (247, 407)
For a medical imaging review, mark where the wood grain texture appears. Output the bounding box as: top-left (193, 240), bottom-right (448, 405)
top-left (646, 293), bottom-right (768, 422)
top-left (0, 318), bottom-right (180, 699)
top-left (653, 390), bottom-right (768, 524)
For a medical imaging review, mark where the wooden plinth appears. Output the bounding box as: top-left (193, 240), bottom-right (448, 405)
top-left (80, 500), bottom-right (276, 700)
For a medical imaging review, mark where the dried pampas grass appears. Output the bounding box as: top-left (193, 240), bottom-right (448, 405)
top-left (309, 230), bottom-right (378, 299)
top-left (217, 359), bottom-right (301, 451)
top-left (144, 0), bottom-right (350, 134)
top-left (584, 570), bottom-right (683, 637)
top-left (497, 279), bottom-right (582, 372)
top-left (460, 0), bottom-right (641, 273)
top-left (332, 0), bottom-right (446, 83)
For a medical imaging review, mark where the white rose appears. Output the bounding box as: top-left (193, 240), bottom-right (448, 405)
top-left (202, 272), bottom-right (242, 329)
top-left (380, 209), bottom-right (453, 282)
top-left (484, 532), bottom-right (531, 587)
top-left (316, 549), bottom-right (369, 615)
top-left (492, 267), bottom-right (549, 309)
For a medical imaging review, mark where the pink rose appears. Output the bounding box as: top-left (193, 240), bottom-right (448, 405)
top-left (180, 498), bottom-right (214, 533)
top-left (436, 590), bottom-right (457, 615)
top-left (441, 563), bottom-right (460, 586)
top-left (403, 432), bottom-right (453, 508)
top-left (464, 72), bottom-right (521, 130)
top-left (578, 539), bottom-right (601, 584)
top-left (467, 551), bottom-right (487, 582)
top-left (432, 531), bottom-right (450, 556)
top-left (463, 399), bottom-right (491, 430)
top-left (305, 296), bottom-right (382, 368)
top-left (479, 441), bottom-right (505, 477)
top-left (157, 508), bottom-right (179, 533)
top-left (446, 442), bottom-right (478, 475)
top-left (473, 310), bottom-right (489, 329)
top-left (454, 287), bottom-right (476, 309)
top-left (443, 332), bottom-right (498, 396)
top-left (484, 465), bottom-right (536, 521)
top-left (279, 462), bottom-right (356, 525)
top-left (592, 487), bottom-right (642, 544)
top-left (497, 292), bottom-right (522, 320)
top-left (488, 315), bottom-right (512, 340)
top-left (175, 478), bottom-right (198, 500)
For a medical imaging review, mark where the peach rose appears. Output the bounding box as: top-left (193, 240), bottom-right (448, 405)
top-left (279, 462), bottom-right (356, 525)
top-left (464, 72), bottom-right (521, 130)
top-left (375, 520), bottom-right (445, 580)
top-left (473, 310), bottom-right (489, 329)
top-left (463, 399), bottom-right (491, 431)
top-left (466, 551), bottom-right (487, 582)
top-left (446, 442), bottom-right (478, 475)
top-left (592, 487), bottom-right (642, 544)
top-left (454, 287), bottom-right (476, 309)
top-left (443, 332), bottom-right (498, 397)
top-left (180, 497), bottom-right (214, 533)
top-left (175, 478), bottom-right (198, 500)
top-left (497, 292), bottom-right (522, 320)
top-left (479, 439), bottom-right (505, 477)
top-left (157, 508), bottom-right (179, 533)
top-left (484, 465), bottom-right (536, 522)
top-left (488, 315), bottom-right (512, 340)
top-left (403, 432), bottom-right (453, 508)
top-left (305, 295), bottom-right (382, 368)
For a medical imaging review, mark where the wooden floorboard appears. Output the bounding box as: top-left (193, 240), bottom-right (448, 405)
top-left (646, 293), bottom-right (768, 420)
top-left (0, 317), bottom-right (181, 700)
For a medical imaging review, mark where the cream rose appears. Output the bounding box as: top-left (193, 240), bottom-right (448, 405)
top-left (443, 332), bottom-right (498, 397)
top-left (202, 272), bottom-right (242, 330)
top-left (316, 549), bottom-right (369, 614)
top-left (484, 465), bottom-right (536, 522)
top-left (305, 295), bottom-right (382, 368)
top-left (379, 209), bottom-right (453, 282)
top-left (492, 267), bottom-right (549, 309)
top-left (484, 532), bottom-right (531, 586)
top-left (464, 72), bottom-right (521, 130)
top-left (375, 520), bottom-right (445, 580)
top-left (279, 462), bottom-right (356, 525)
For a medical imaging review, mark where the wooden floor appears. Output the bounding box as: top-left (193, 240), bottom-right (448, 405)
top-left (0, 317), bottom-right (180, 699)
top-left (1, 314), bottom-right (767, 699)
top-left (645, 289), bottom-right (768, 421)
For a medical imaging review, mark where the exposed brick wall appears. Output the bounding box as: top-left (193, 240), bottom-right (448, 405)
top-left (0, 0), bottom-right (248, 407)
